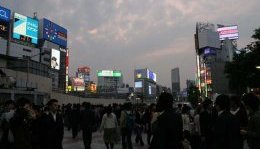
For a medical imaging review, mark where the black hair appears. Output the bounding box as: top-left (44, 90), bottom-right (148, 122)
top-left (47, 99), bottom-right (58, 106)
top-left (156, 92), bottom-right (173, 111)
top-left (242, 93), bottom-right (259, 112)
top-left (16, 97), bottom-right (31, 108)
top-left (215, 94), bottom-right (230, 111)
top-left (82, 102), bottom-right (91, 109)
top-left (5, 100), bottom-right (15, 107)
top-left (105, 106), bottom-right (112, 115)
top-left (230, 95), bottom-right (241, 107)
top-left (202, 98), bottom-right (212, 109)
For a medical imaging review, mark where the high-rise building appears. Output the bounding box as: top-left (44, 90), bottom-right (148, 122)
top-left (171, 68), bottom-right (180, 98)
top-left (97, 70), bottom-right (123, 94)
top-left (0, 5), bottom-right (68, 103)
top-left (194, 22), bottom-right (238, 97)
top-left (134, 68), bottom-right (157, 101)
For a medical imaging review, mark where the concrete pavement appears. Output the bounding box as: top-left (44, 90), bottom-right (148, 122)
top-left (63, 129), bottom-right (149, 149)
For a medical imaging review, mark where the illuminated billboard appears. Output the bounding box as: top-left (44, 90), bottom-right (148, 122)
top-left (13, 13), bottom-right (38, 44)
top-left (203, 47), bottom-right (216, 56)
top-left (78, 66), bottom-right (90, 74)
top-left (135, 69), bottom-right (147, 79)
top-left (72, 77), bottom-right (85, 91)
top-left (217, 25), bottom-right (239, 41)
top-left (0, 21), bottom-right (8, 38)
top-left (148, 69), bottom-right (157, 82)
top-left (0, 6), bottom-right (11, 22)
top-left (43, 18), bottom-right (67, 47)
top-left (135, 69), bottom-right (156, 82)
top-left (97, 70), bottom-right (122, 77)
top-left (135, 81), bottom-right (143, 88)
top-left (51, 49), bottom-right (60, 70)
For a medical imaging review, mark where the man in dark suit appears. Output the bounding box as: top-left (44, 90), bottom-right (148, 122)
top-left (38, 99), bottom-right (64, 149)
top-left (150, 92), bottom-right (183, 149)
top-left (200, 98), bottom-right (214, 149)
top-left (80, 102), bottom-right (95, 149)
top-left (213, 94), bottom-right (240, 149)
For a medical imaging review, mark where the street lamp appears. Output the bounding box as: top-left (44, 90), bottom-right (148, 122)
top-left (256, 66), bottom-right (260, 69)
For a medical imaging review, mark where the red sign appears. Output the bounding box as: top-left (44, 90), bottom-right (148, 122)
top-left (78, 66), bottom-right (90, 74)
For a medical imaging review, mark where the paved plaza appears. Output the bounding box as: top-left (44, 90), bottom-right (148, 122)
top-left (63, 129), bottom-right (149, 149)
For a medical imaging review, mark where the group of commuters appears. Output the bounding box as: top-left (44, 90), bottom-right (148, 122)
top-left (0, 92), bottom-right (259, 149)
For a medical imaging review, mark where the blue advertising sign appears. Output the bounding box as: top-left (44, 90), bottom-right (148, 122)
top-left (204, 47), bottom-right (216, 56)
top-left (148, 69), bottom-right (157, 82)
top-left (43, 18), bottom-right (67, 47)
top-left (0, 6), bottom-right (11, 22)
top-left (13, 13), bottom-right (38, 44)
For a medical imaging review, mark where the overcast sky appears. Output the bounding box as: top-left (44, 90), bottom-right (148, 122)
top-left (1, 0), bottom-right (260, 89)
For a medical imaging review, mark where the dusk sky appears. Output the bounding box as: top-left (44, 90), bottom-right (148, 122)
top-left (1, 0), bottom-right (260, 89)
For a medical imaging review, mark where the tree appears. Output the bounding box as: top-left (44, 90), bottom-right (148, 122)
top-left (225, 27), bottom-right (260, 94)
top-left (187, 85), bottom-right (200, 108)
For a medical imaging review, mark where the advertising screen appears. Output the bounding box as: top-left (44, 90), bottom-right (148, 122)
top-left (135, 69), bottom-right (148, 79)
top-left (0, 21), bottom-right (8, 38)
top-left (148, 69), bottom-right (157, 82)
top-left (217, 25), bottom-right (239, 41)
top-left (72, 77), bottom-right (85, 91)
top-left (51, 49), bottom-right (60, 70)
top-left (135, 81), bottom-right (143, 88)
top-left (43, 18), bottom-right (67, 47)
top-left (78, 66), bottom-right (90, 74)
top-left (13, 13), bottom-right (38, 44)
top-left (97, 70), bottom-right (122, 77)
top-left (204, 47), bottom-right (216, 56)
top-left (0, 6), bottom-right (11, 22)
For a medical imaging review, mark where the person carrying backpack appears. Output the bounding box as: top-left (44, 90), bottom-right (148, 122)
top-left (120, 103), bottom-right (135, 149)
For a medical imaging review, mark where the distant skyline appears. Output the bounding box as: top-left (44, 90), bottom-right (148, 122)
top-left (1, 0), bottom-right (260, 89)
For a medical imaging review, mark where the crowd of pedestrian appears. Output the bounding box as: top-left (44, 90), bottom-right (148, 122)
top-left (0, 92), bottom-right (259, 149)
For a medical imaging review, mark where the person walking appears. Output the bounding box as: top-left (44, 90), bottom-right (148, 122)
top-left (100, 106), bottom-right (118, 149)
top-left (241, 93), bottom-right (260, 149)
top-left (71, 104), bottom-right (80, 139)
top-left (120, 103), bottom-right (135, 149)
top-left (149, 92), bottom-right (183, 149)
top-left (213, 94), bottom-right (240, 149)
top-left (10, 98), bottom-right (36, 149)
top-left (0, 100), bottom-right (16, 149)
top-left (199, 98), bottom-right (213, 149)
top-left (38, 99), bottom-right (64, 149)
top-left (80, 102), bottom-right (95, 149)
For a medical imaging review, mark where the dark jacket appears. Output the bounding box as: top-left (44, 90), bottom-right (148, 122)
top-left (80, 109), bottom-right (95, 131)
top-left (38, 112), bottom-right (64, 149)
top-left (150, 108), bottom-right (183, 149)
top-left (247, 111), bottom-right (260, 149)
top-left (213, 111), bottom-right (240, 149)
top-left (10, 108), bottom-right (33, 149)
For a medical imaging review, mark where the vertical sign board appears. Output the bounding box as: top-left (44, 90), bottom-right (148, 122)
top-left (0, 6), bottom-right (11, 39)
top-left (51, 48), bottom-right (60, 70)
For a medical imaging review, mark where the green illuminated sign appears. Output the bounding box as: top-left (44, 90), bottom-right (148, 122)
top-left (97, 70), bottom-right (122, 77)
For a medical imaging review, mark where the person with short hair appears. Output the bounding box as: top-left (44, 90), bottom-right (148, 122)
top-left (10, 97), bottom-right (35, 149)
top-left (213, 94), bottom-right (240, 149)
top-left (100, 106), bottom-right (118, 149)
top-left (80, 102), bottom-right (95, 149)
top-left (150, 92), bottom-right (183, 149)
top-left (241, 93), bottom-right (260, 149)
top-left (38, 99), bottom-right (64, 149)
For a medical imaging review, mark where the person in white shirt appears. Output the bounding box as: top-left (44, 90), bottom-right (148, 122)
top-left (100, 106), bottom-right (118, 149)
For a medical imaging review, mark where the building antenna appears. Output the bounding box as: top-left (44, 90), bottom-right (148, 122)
top-left (33, 12), bottom-right (38, 19)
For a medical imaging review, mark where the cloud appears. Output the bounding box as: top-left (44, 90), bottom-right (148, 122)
top-left (1, 0), bottom-right (260, 88)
